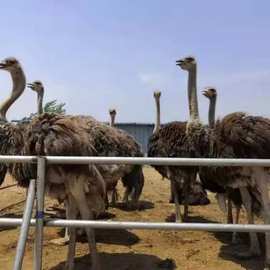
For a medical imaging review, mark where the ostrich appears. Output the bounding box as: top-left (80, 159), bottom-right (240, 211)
top-left (107, 108), bottom-right (118, 206)
top-left (27, 80), bottom-right (44, 115)
top-left (177, 56), bottom-right (270, 267)
top-left (0, 57), bottom-right (143, 270)
top-left (200, 87), bottom-right (242, 243)
top-left (148, 88), bottom-right (209, 222)
top-left (108, 108), bottom-right (145, 208)
top-left (109, 109), bottom-right (116, 127)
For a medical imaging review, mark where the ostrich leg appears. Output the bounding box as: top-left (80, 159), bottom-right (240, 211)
top-left (50, 201), bottom-right (71, 246)
top-left (171, 179), bottom-right (182, 222)
top-left (182, 177), bottom-right (190, 221)
top-left (232, 206), bottom-right (241, 244)
top-left (65, 195), bottom-right (79, 270)
top-left (257, 174), bottom-right (270, 270)
top-left (166, 169), bottom-right (182, 222)
top-left (227, 198), bottom-right (233, 224)
top-left (111, 188), bottom-right (118, 207)
top-left (76, 196), bottom-right (100, 270)
top-left (236, 187), bottom-right (261, 258)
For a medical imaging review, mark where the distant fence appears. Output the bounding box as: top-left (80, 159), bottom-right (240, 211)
top-left (115, 123), bottom-right (154, 154)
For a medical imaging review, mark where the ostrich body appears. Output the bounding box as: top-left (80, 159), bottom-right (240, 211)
top-left (199, 88), bottom-right (242, 243)
top-left (148, 88), bottom-right (209, 221)
top-left (108, 108), bottom-right (145, 208)
top-left (0, 58), bottom-right (143, 270)
top-left (27, 80), bottom-right (44, 115)
top-left (178, 57), bottom-right (270, 266)
top-left (107, 108), bottom-right (119, 206)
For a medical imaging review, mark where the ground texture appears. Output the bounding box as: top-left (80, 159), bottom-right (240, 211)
top-left (0, 167), bottom-right (264, 270)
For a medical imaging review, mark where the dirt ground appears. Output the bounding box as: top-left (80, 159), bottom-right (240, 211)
top-left (0, 167), bottom-right (265, 270)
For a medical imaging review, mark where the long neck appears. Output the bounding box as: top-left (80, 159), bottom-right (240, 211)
top-left (187, 65), bottom-right (199, 121)
top-left (208, 96), bottom-right (216, 128)
top-left (37, 89), bottom-right (44, 115)
top-left (0, 68), bottom-right (26, 121)
top-left (110, 114), bottom-right (115, 127)
top-left (153, 96), bottom-right (161, 133)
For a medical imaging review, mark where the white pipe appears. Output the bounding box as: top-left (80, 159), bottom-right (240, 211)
top-left (45, 156), bottom-right (270, 167)
top-left (13, 179), bottom-right (36, 270)
top-left (34, 158), bottom-right (46, 270)
top-left (1, 155), bottom-right (270, 167)
top-left (1, 218), bottom-right (270, 233)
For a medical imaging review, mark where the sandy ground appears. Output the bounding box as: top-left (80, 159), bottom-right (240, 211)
top-left (0, 167), bottom-right (265, 270)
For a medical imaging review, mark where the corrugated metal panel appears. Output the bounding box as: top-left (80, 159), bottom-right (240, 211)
top-left (115, 123), bottom-right (154, 154)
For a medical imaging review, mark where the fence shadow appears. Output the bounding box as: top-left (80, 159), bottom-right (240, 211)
top-left (50, 252), bottom-right (176, 270)
top-left (56, 228), bottom-right (140, 246)
top-left (115, 200), bottom-right (155, 212)
top-left (217, 232), bottom-right (265, 270)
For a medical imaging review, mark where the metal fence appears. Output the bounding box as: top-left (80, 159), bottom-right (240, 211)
top-left (1, 155), bottom-right (270, 270)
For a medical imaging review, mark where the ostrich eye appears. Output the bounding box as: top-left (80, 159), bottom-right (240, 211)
top-left (186, 57), bottom-right (194, 62)
top-left (7, 59), bottom-right (16, 65)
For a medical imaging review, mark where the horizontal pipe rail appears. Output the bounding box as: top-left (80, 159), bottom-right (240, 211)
top-left (0, 156), bottom-right (36, 163)
top-left (42, 156), bottom-right (270, 166)
top-left (2, 155), bottom-right (270, 167)
top-left (0, 218), bottom-right (270, 233)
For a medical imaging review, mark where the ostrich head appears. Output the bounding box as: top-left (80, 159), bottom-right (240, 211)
top-left (176, 56), bottom-right (196, 71)
top-left (27, 80), bottom-right (44, 93)
top-left (109, 109), bottom-right (116, 117)
top-left (0, 57), bottom-right (26, 122)
top-left (0, 57), bottom-right (22, 73)
top-left (153, 91), bottom-right (161, 99)
top-left (109, 109), bottom-right (116, 127)
top-left (27, 80), bottom-right (44, 115)
top-left (202, 87), bottom-right (217, 100)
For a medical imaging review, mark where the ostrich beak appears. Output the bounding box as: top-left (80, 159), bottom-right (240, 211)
top-left (27, 83), bottom-right (34, 88)
top-left (202, 90), bottom-right (209, 98)
top-left (176, 59), bottom-right (184, 66)
top-left (0, 62), bottom-right (6, 69)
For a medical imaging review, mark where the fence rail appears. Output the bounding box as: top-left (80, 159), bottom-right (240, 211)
top-left (0, 218), bottom-right (269, 233)
top-left (3, 155), bottom-right (270, 166)
top-left (0, 155), bottom-right (269, 270)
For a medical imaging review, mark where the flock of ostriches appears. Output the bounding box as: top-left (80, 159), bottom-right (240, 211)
top-left (0, 56), bottom-right (270, 270)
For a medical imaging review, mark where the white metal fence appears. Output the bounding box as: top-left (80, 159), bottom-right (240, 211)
top-left (1, 155), bottom-right (270, 270)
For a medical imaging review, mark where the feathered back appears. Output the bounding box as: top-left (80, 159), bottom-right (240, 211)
top-left (215, 112), bottom-right (270, 158)
top-left (9, 113), bottom-right (142, 186)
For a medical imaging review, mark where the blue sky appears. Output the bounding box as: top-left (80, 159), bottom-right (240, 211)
top-left (0, 1), bottom-right (270, 123)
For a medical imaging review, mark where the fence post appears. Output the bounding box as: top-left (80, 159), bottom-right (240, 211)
top-left (34, 157), bottom-right (46, 270)
top-left (13, 179), bottom-right (36, 270)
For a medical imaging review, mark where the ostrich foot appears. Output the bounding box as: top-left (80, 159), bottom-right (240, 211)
top-left (166, 213), bottom-right (183, 223)
top-left (50, 236), bottom-right (69, 246)
top-left (231, 232), bottom-right (241, 245)
top-left (169, 198), bottom-right (174, 204)
top-left (65, 261), bottom-right (74, 270)
top-left (234, 249), bottom-right (261, 260)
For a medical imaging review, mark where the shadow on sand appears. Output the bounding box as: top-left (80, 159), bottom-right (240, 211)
top-left (50, 252), bottom-right (176, 270)
top-left (217, 232), bottom-right (265, 270)
top-left (56, 228), bottom-right (140, 246)
top-left (114, 200), bottom-right (155, 212)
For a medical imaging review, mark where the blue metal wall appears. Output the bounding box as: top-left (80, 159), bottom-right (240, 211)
top-left (115, 123), bottom-right (154, 154)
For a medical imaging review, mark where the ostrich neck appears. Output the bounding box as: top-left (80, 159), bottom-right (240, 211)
top-left (37, 90), bottom-right (44, 115)
top-left (0, 68), bottom-right (26, 121)
top-left (110, 115), bottom-right (115, 127)
top-left (208, 97), bottom-right (216, 128)
top-left (187, 66), bottom-right (199, 122)
top-left (153, 97), bottom-right (160, 133)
